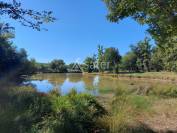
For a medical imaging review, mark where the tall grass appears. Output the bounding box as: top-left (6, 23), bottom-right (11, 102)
top-left (99, 83), bottom-right (177, 133)
top-left (0, 86), bottom-right (106, 133)
top-left (1, 81), bottom-right (177, 133)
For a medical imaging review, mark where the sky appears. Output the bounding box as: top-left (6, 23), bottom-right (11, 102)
top-left (5, 0), bottom-right (149, 64)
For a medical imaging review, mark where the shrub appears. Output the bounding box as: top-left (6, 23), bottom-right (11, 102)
top-left (0, 86), bottom-right (106, 133)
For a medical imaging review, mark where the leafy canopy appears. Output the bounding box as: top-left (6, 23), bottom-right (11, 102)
top-left (0, 0), bottom-right (55, 30)
top-left (104, 0), bottom-right (177, 46)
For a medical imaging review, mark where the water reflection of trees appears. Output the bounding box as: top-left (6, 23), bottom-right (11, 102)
top-left (66, 73), bottom-right (83, 82)
top-left (33, 73), bottom-right (67, 85)
top-left (32, 74), bottom-right (177, 96)
top-left (81, 75), bottom-right (96, 89)
top-left (65, 74), bottom-right (96, 91)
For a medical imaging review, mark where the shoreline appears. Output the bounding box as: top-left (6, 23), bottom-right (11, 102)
top-left (83, 72), bottom-right (177, 83)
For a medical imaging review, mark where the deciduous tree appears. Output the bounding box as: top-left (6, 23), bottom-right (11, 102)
top-left (121, 52), bottom-right (138, 72)
top-left (104, 47), bottom-right (121, 73)
top-left (131, 38), bottom-right (152, 72)
top-left (0, 0), bottom-right (55, 30)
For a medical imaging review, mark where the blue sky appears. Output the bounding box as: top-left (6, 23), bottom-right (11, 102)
top-left (6, 0), bottom-right (149, 64)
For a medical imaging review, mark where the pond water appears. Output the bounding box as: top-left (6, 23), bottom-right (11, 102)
top-left (29, 73), bottom-right (177, 95)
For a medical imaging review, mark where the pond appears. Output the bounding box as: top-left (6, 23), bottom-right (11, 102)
top-left (29, 73), bottom-right (177, 96)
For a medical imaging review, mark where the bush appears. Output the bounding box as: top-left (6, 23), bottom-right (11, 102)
top-left (0, 86), bottom-right (106, 133)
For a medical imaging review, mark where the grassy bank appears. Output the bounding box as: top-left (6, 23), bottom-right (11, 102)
top-left (1, 83), bottom-right (177, 133)
top-left (85, 72), bottom-right (177, 82)
top-left (98, 83), bottom-right (177, 133)
top-left (0, 86), bottom-right (106, 133)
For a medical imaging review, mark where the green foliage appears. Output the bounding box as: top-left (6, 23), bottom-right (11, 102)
top-left (104, 47), bottom-right (121, 73)
top-left (162, 44), bottom-right (177, 72)
top-left (120, 37), bottom-right (177, 72)
top-left (131, 38), bottom-right (152, 72)
top-left (0, 86), bottom-right (106, 133)
top-left (104, 0), bottom-right (177, 46)
top-left (84, 45), bottom-right (121, 73)
top-left (97, 45), bottom-right (104, 72)
top-left (50, 59), bottom-right (68, 73)
top-left (98, 82), bottom-right (177, 133)
top-left (36, 63), bottom-right (51, 73)
top-left (0, 0), bottom-right (55, 30)
top-left (0, 41), bottom-right (37, 81)
top-left (102, 84), bottom-right (154, 133)
top-left (0, 24), bottom-right (38, 81)
top-left (151, 47), bottom-right (164, 71)
top-left (121, 52), bottom-right (138, 72)
top-left (83, 55), bottom-right (97, 73)
top-left (0, 86), bottom-right (51, 133)
top-left (104, 0), bottom-right (177, 72)
top-left (0, 23), bottom-right (15, 39)
top-left (67, 63), bottom-right (82, 73)
top-left (48, 88), bottom-right (61, 97)
top-left (151, 43), bottom-right (177, 72)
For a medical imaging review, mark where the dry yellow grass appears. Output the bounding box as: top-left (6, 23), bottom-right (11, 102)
top-left (138, 99), bottom-right (177, 132)
top-left (85, 72), bottom-right (177, 82)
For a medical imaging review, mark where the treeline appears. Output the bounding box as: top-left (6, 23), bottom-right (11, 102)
top-left (36, 59), bottom-right (68, 73)
top-left (1, 35), bottom-right (177, 79)
top-left (122, 38), bottom-right (177, 72)
top-left (1, 0), bottom-right (177, 78)
top-left (37, 36), bottom-right (177, 74)
top-left (0, 24), bottom-right (71, 80)
top-left (0, 35), bottom-right (36, 81)
top-left (104, 0), bottom-right (177, 72)
top-left (82, 38), bottom-right (177, 73)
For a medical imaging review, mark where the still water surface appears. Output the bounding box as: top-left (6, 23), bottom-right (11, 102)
top-left (29, 73), bottom-right (177, 95)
